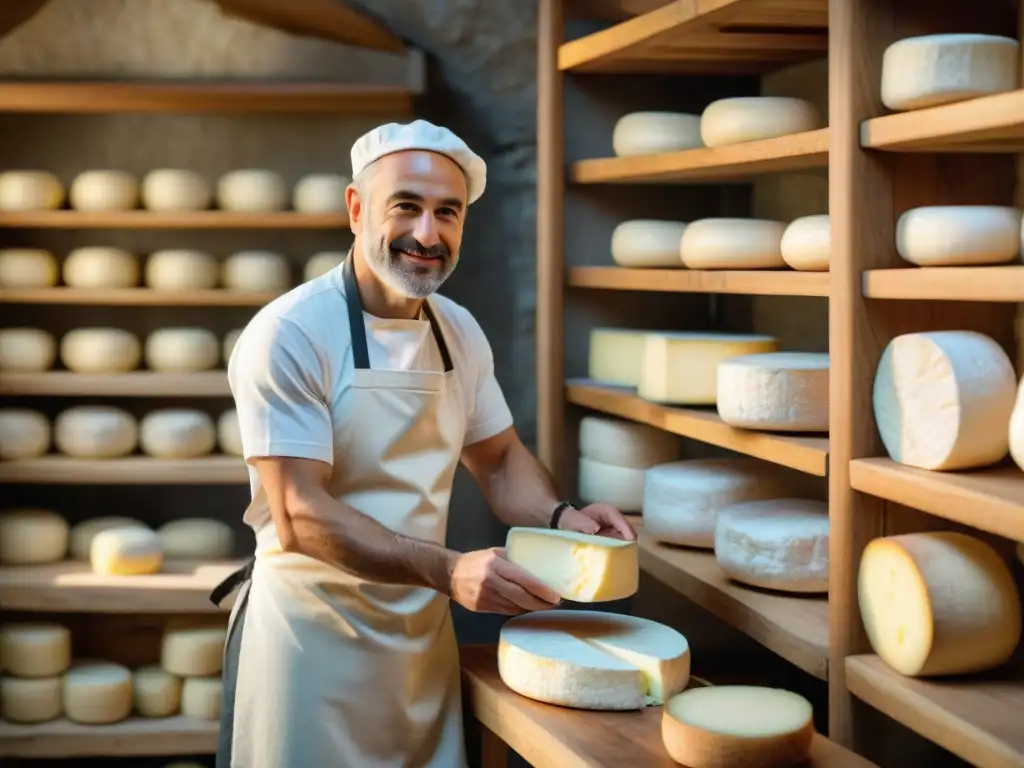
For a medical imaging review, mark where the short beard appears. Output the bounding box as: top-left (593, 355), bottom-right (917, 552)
top-left (361, 233), bottom-right (455, 299)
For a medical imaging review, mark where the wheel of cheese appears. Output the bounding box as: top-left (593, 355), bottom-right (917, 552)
top-left (781, 215), bottom-right (830, 271)
top-left (0, 328), bottom-right (56, 372)
top-left (642, 459), bottom-right (788, 549)
top-left (680, 218), bottom-right (787, 270)
top-left (0, 409), bottom-right (50, 460)
top-left (304, 251), bottom-right (346, 282)
top-left (68, 170), bottom-right (139, 211)
top-left (293, 173), bottom-right (349, 213)
top-left (0, 248), bottom-right (58, 287)
top-left (222, 328), bottom-right (243, 364)
top-left (222, 250), bottom-right (290, 291)
top-left (217, 409), bottom-right (243, 456)
top-left (141, 168), bottom-right (212, 212)
top-left (144, 328), bottom-right (219, 372)
top-left (579, 415), bottom-right (679, 469)
top-left (63, 660), bottom-right (133, 724)
top-left (662, 685), bottom-right (814, 768)
top-left (881, 34), bottom-right (1019, 111)
top-left (716, 352), bottom-right (829, 432)
top-left (896, 206), bottom-right (1021, 266)
top-left (700, 98), bottom-right (821, 147)
top-left (158, 518), bottom-right (234, 560)
top-left (70, 516), bottom-right (149, 560)
top-left (1013, 377), bottom-right (1024, 473)
top-left (181, 675), bottom-right (222, 720)
top-left (588, 328), bottom-right (649, 387)
top-left (0, 623), bottom-right (71, 677)
top-left (498, 609), bottom-right (690, 709)
top-left (859, 531), bottom-right (1021, 676)
top-left (612, 112), bottom-right (703, 157)
top-left (217, 169), bottom-right (286, 212)
top-left (132, 665), bottom-right (182, 717)
top-left (162, 626), bottom-right (227, 676)
top-left (54, 405), bottom-right (138, 459)
top-left (578, 456), bottom-right (646, 513)
top-left (873, 331), bottom-right (1016, 470)
top-left (0, 171), bottom-right (63, 211)
top-left (62, 246), bottom-right (139, 288)
top-left (60, 327), bottom-right (141, 373)
top-left (610, 220), bottom-right (687, 268)
top-left (1, 676), bottom-right (62, 723)
top-left (145, 249), bottom-right (219, 290)
top-left (91, 526), bottom-right (163, 575)
top-left (140, 409), bottom-right (216, 459)
top-left (0, 509), bottom-right (68, 565)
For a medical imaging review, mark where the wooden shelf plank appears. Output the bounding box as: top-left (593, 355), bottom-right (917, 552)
top-left (0, 715), bottom-right (217, 758)
top-left (849, 458), bottom-right (1024, 542)
top-left (569, 265), bottom-right (829, 296)
top-left (0, 210), bottom-right (347, 229)
top-left (0, 371), bottom-right (231, 396)
top-left (566, 380), bottom-right (829, 476)
top-left (862, 266), bottom-right (1024, 302)
top-left (571, 129), bottom-right (828, 184)
top-left (0, 456), bottom-right (248, 484)
top-left (0, 287), bottom-right (276, 306)
top-left (846, 655), bottom-right (1024, 768)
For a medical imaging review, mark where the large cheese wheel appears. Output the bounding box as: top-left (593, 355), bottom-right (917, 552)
top-left (217, 169), bottom-right (286, 212)
top-left (498, 609), bottom-right (690, 709)
top-left (144, 328), bottom-right (219, 372)
top-left (1, 676), bottom-right (62, 723)
top-left (680, 219), bottom-right (787, 270)
top-left (700, 98), bottom-right (821, 147)
top-left (133, 665), bottom-right (182, 717)
top-left (716, 352), bottom-right (829, 432)
top-left (0, 328), bottom-right (56, 372)
top-left (610, 220), bottom-right (687, 268)
top-left (60, 327), bottom-right (141, 373)
top-left (181, 676), bottom-right (222, 720)
top-left (293, 173), bottom-right (349, 213)
top-left (896, 206), bottom-right (1021, 267)
top-left (68, 170), bottom-right (138, 211)
top-left (612, 112), bottom-right (703, 157)
top-left (0, 509), bottom-right (68, 565)
top-left (578, 456), bottom-right (646, 513)
top-left (140, 409), bottom-right (216, 459)
top-left (873, 331), bottom-right (1016, 470)
top-left (222, 250), bottom-right (290, 292)
top-left (579, 414), bottom-right (680, 469)
top-left (62, 246), bottom-right (139, 288)
top-left (588, 328), bottom-right (648, 387)
top-left (217, 409), bottom-right (243, 456)
top-left (222, 328), bottom-right (243, 364)
top-left (54, 405), bottom-right (138, 458)
top-left (780, 215), bottom-right (830, 271)
top-left (304, 251), bottom-right (345, 282)
top-left (145, 250), bottom-right (219, 290)
top-left (859, 531), bottom-right (1021, 676)
top-left (63, 660), bottom-right (133, 724)
top-left (162, 626), bottom-right (227, 676)
top-left (0, 409), bottom-right (50, 460)
top-left (70, 516), bottom-right (149, 560)
top-left (91, 526), bottom-right (163, 576)
top-left (0, 248), bottom-right (58, 287)
top-left (881, 34), bottom-right (1020, 111)
top-left (642, 459), bottom-right (788, 549)
top-left (158, 518), bottom-right (234, 560)
top-left (0, 171), bottom-right (63, 211)
top-left (0, 623), bottom-right (71, 677)
top-left (141, 169), bottom-right (211, 212)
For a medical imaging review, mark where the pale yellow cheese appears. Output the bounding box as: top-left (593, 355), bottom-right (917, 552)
top-left (90, 527), bottom-right (163, 576)
top-left (139, 409), bottom-right (216, 459)
top-left (70, 516), bottom-right (149, 560)
top-left (716, 352), bottom-right (829, 432)
top-left (1010, 376), bottom-right (1024, 473)
top-left (700, 97), bottom-right (821, 147)
top-left (161, 626), bottom-right (227, 677)
top-left (141, 169), bottom-right (211, 212)
top-left (133, 665), bottom-right (182, 717)
top-left (578, 414), bottom-right (680, 469)
top-left (217, 169), bottom-right (286, 212)
top-left (780, 215), bottom-right (830, 271)
top-left (610, 220), bottom-right (687, 268)
top-left (145, 249), bottom-right (219, 291)
top-left (0, 171), bottom-right (63, 212)
top-left (181, 675), bottom-right (222, 720)
top-left (0, 509), bottom-right (68, 565)
top-left (680, 218), bottom-right (787, 270)
top-left (158, 518), bottom-right (234, 560)
top-left (62, 247), bottom-right (139, 289)
top-left (587, 328), bottom-right (648, 387)
top-left (68, 170), bottom-right (139, 211)
top-left (612, 112), bottom-right (703, 156)
top-left (896, 206), bottom-right (1021, 266)
top-left (54, 405), bottom-right (138, 459)
top-left (60, 327), bottom-right (141, 374)
top-left (63, 660), bottom-right (133, 724)
top-left (0, 327), bottom-right (55, 372)
top-left (0, 248), bottom-right (58, 287)
top-left (0, 622), bottom-right (71, 677)
top-left (1, 676), bottom-right (62, 723)
top-left (0, 409), bottom-right (50, 460)
top-left (578, 456), bottom-right (647, 513)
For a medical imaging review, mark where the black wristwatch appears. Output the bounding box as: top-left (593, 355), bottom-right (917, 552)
top-left (549, 500), bottom-right (576, 529)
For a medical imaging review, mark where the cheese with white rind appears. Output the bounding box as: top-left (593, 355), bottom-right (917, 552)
top-left (680, 218), bottom-right (787, 270)
top-left (70, 516), bottom-right (149, 560)
top-left (0, 409), bottom-right (50, 460)
top-left (0, 171), bottom-right (63, 211)
top-left (642, 459), bottom-right (789, 549)
top-left (881, 34), bottom-right (1020, 111)
top-left (158, 518), bottom-right (234, 560)
top-left (133, 665), bottom-right (182, 717)
top-left (610, 220), bottom-right (687, 268)
top-left (873, 331), bottom-right (1016, 470)
top-left (304, 251), bottom-right (346, 281)
top-left (62, 246), bottom-right (139, 288)
top-left (68, 170), bottom-right (138, 211)
top-left (1, 676), bottom-right (62, 723)
top-left (0, 248), bottom-right (58, 287)
top-left (662, 685), bottom-right (814, 768)
top-left (217, 169), bottom-right (286, 212)
top-left (223, 328), bottom-right (243, 364)
top-left (579, 414), bottom-right (680, 469)
top-left (638, 332), bottom-right (779, 406)
top-left (505, 527), bottom-right (639, 602)
top-left (588, 328), bottom-right (649, 387)
top-left (161, 626), bottom-right (227, 676)
top-left (181, 675), bottom-right (222, 720)
top-left (716, 352), bottom-right (829, 432)
top-left (63, 660), bottom-right (133, 724)
top-left (222, 250), bottom-right (290, 292)
top-left (700, 98), bottom-right (821, 147)
top-left (145, 249), bottom-right (219, 291)
top-left (141, 169), bottom-right (211, 211)
top-left (91, 527), bottom-right (163, 576)
top-left (896, 206), bottom-right (1022, 267)
top-left (60, 327), bottom-right (141, 373)
top-left (499, 610), bottom-right (690, 709)
top-left (612, 112), bottom-right (703, 157)
top-left (0, 623), bottom-right (71, 677)
top-left (217, 409), bottom-right (243, 456)
top-left (293, 173), bottom-right (349, 213)
top-left (55, 405), bottom-right (138, 459)
top-left (0, 509), bottom-right (68, 565)
top-left (579, 456), bottom-right (647, 513)
top-left (144, 328), bottom-right (219, 372)
top-left (859, 531), bottom-right (1022, 677)
top-left (780, 215), bottom-right (830, 271)
top-left (140, 409), bottom-right (216, 459)
top-left (715, 498), bottom-right (829, 593)
top-left (0, 328), bottom-right (56, 372)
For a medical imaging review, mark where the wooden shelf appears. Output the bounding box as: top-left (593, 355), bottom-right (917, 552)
top-left (0, 287), bottom-right (277, 306)
top-left (569, 266), bottom-right (830, 296)
top-left (0, 715), bottom-right (217, 758)
top-left (862, 266), bottom-right (1024, 302)
top-left (566, 380), bottom-right (829, 476)
top-left (860, 89), bottom-right (1024, 152)
top-left (0, 456), bottom-right (248, 484)
top-left (571, 129), bottom-right (828, 184)
top-left (849, 458), bottom-right (1024, 543)
top-left (0, 210), bottom-right (347, 229)
top-left (846, 655), bottom-right (1024, 768)
top-left (0, 371), bottom-right (231, 396)
top-left (558, 0), bottom-right (828, 74)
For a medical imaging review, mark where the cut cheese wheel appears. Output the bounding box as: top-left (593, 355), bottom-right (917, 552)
top-left (0, 328), bottom-right (56, 372)
top-left (304, 251), bottom-right (345, 281)
top-left (63, 246), bottom-right (139, 288)
top-left (610, 220), bottom-right (686, 268)
top-left (133, 665), bottom-right (182, 717)
top-left (217, 169), bottom-right (286, 212)
top-left (223, 328), bottom-right (243, 364)
top-left (293, 173), bottom-right (349, 213)
top-left (881, 34), bottom-right (1019, 111)
top-left (68, 170), bottom-right (138, 211)
top-left (896, 206), bottom-right (1021, 266)
top-left (579, 414), bottom-right (679, 469)
top-left (612, 112), bottom-right (703, 157)
top-left (662, 685), bottom-right (814, 768)
top-left (781, 215), bottom-right (830, 271)
top-left (873, 331), bottom-right (1016, 470)
top-left (217, 409), bottom-right (243, 456)
top-left (91, 526), bottom-right (163, 575)
top-left (0, 509), bottom-right (68, 565)
top-left (140, 409), bottom-right (216, 459)
top-left (505, 527), bottom-right (639, 602)
top-left (638, 332), bottom-right (779, 405)
top-left (141, 169), bottom-right (211, 211)
top-left (859, 531), bottom-right (1021, 676)
top-left (1, 676), bottom-right (62, 723)
top-left (60, 327), bottom-right (141, 373)
top-left (158, 518), bottom-right (234, 560)
top-left (0, 171), bottom-right (63, 211)
top-left (716, 352), bottom-right (829, 432)
top-left (642, 459), bottom-right (788, 549)
top-left (55, 405), bottom-right (138, 459)
top-left (222, 250), bottom-right (290, 291)
top-left (700, 98), bottom-right (821, 147)
top-left (0, 623), bottom-right (71, 677)
top-left (714, 498), bottom-right (829, 593)
top-left (144, 328), bottom-right (219, 372)
top-left (181, 675), bottom-right (222, 719)
top-left (588, 328), bottom-right (648, 387)
top-left (0, 408), bottom-right (50, 460)
top-left (579, 456), bottom-right (646, 513)
top-left (63, 660), bottom-right (133, 724)
top-left (162, 626), bottom-right (227, 676)
top-left (498, 609), bottom-right (690, 709)
top-left (0, 248), bottom-right (58, 287)
top-left (70, 516), bottom-right (149, 560)
top-left (145, 249), bottom-right (219, 291)
top-left (680, 218), bottom-right (787, 270)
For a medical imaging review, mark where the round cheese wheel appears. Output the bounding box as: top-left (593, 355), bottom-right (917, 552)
top-left (874, 331), bottom-right (1016, 470)
top-left (0, 328), bottom-right (56, 372)
top-left (222, 250), bottom-right (290, 292)
top-left (662, 685), bottom-right (814, 768)
top-left (144, 328), bottom-right (219, 372)
top-left (0, 509), bottom-right (68, 565)
top-left (63, 660), bottom-right (133, 724)
top-left (579, 415), bottom-right (679, 469)
top-left (680, 218), bottom-right (787, 270)
top-left (141, 168), bottom-right (211, 212)
top-left (217, 409), bottom-right (243, 456)
top-left (780, 215), bottom-right (830, 271)
top-left (62, 246), bottom-right (139, 288)
top-left (610, 220), bottom-right (687, 268)
top-left (578, 456), bottom-right (646, 513)
top-left (0, 171), bottom-right (63, 211)
top-left (60, 327), bottom-right (141, 373)
top-left (162, 626), bottom-right (227, 676)
top-left (1, 676), bottom-right (62, 723)
top-left (217, 169), bottom-right (286, 212)
top-left (612, 112), bottom-right (703, 157)
top-left (158, 518), bottom-right (234, 560)
top-left (133, 665), bottom-right (182, 717)
top-left (54, 405), bottom-right (138, 459)
top-left (293, 173), bottom-right (349, 213)
top-left (0, 623), bottom-right (71, 677)
top-left (140, 409), bottom-right (216, 459)
top-left (716, 352), bottom-right (830, 432)
top-left (69, 170), bottom-right (138, 211)
top-left (859, 531), bottom-right (1021, 676)
top-left (145, 249), bottom-right (219, 290)
top-left (0, 409), bottom-right (50, 460)
top-left (0, 248), bottom-right (58, 287)
top-left (896, 206), bottom-right (1021, 267)
top-left (700, 97), bottom-right (821, 147)
top-left (222, 328), bottom-right (242, 364)
top-left (91, 526), bottom-right (163, 576)
top-left (304, 251), bottom-right (346, 282)
top-left (181, 675), bottom-right (222, 720)
top-left (70, 516), bottom-right (149, 560)
top-left (881, 34), bottom-right (1020, 111)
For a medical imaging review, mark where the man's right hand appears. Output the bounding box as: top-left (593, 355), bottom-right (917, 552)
top-left (448, 547), bottom-right (562, 615)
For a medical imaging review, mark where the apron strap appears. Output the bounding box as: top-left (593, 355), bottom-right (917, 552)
top-left (209, 556), bottom-right (255, 608)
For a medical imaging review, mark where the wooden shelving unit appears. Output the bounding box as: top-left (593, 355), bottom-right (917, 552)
top-left (0, 210), bottom-right (348, 228)
top-left (0, 716), bottom-right (218, 758)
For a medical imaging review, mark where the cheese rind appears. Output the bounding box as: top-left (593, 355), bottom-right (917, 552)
top-left (612, 112), bottom-right (703, 157)
top-left (68, 170), bottom-right (138, 211)
top-left (222, 250), bottom-right (290, 292)
top-left (680, 218), bottom-right (787, 270)
top-left (896, 206), bottom-right (1021, 267)
top-left (588, 328), bottom-right (648, 387)
top-left (217, 169), bottom-right (286, 212)
top-left (133, 665), bottom-right (182, 717)
top-left (0, 508), bottom-right (68, 565)
top-left (63, 247), bottom-right (139, 288)
top-left (578, 456), bottom-right (647, 513)
top-left (161, 626), bottom-right (227, 677)
top-left (0, 328), bottom-right (55, 372)
top-left (780, 215), bottom-right (830, 271)
top-left (139, 409), bottom-right (216, 459)
top-left (181, 676), bottom-right (222, 720)
top-left (579, 415), bottom-right (679, 469)
top-left (144, 328), bottom-right (219, 372)
top-left (145, 249), bottom-right (219, 291)
top-left (0, 248), bottom-right (58, 287)
top-left (141, 169), bottom-right (212, 212)
top-left (1, 676), bottom-right (62, 723)
top-left (158, 518), bottom-right (234, 560)
top-left (60, 327), bottom-right (141, 373)
top-left (0, 623), bottom-right (71, 677)
top-left (0, 408), bottom-right (50, 460)
top-left (610, 220), bottom-right (687, 268)
top-left (55, 405), bottom-right (138, 459)
top-left (63, 660), bottom-right (133, 724)
top-left (716, 352), bottom-right (829, 432)
top-left (700, 97), bottom-right (821, 147)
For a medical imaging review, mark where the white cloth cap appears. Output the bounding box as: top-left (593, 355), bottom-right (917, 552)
top-left (350, 119), bottom-right (487, 204)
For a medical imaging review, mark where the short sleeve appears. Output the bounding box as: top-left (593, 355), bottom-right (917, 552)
top-left (463, 319), bottom-right (514, 446)
top-left (227, 317), bottom-right (334, 465)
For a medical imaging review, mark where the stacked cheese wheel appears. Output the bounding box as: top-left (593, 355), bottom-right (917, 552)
top-left (153, 623), bottom-right (227, 720)
top-left (0, 622), bottom-right (72, 724)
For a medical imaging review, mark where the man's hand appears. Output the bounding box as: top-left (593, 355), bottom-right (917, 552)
top-left (558, 503), bottom-right (637, 541)
top-left (449, 547), bottom-right (561, 615)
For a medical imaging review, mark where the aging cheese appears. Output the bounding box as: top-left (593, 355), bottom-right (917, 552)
top-left (0, 509), bottom-right (68, 565)
top-left (145, 249), bottom-right (219, 291)
top-left (859, 531), bottom-right (1021, 676)
top-left (217, 409), bottom-right (243, 456)
top-left (680, 218), bottom-right (787, 270)
top-left (780, 215), bottom-right (830, 271)
top-left (0, 248), bottom-right (58, 287)
top-left (0, 623), bottom-right (71, 677)
top-left (578, 456), bottom-right (646, 513)
top-left (140, 409), bottom-right (216, 459)
top-left (217, 169), bottom-right (286, 212)
top-left (588, 328), bottom-right (648, 387)
top-left (144, 328), bottom-right (219, 372)
top-left (181, 676), bottom-right (222, 720)
top-left (0, 328), bottom-right (56, 372)
top-left (141, 169), bottom-right (212, 212)
top-left (662, 686), bottom-right (814, 768)
top-left (579, 414), bottom-right (679, 469)
top-left (60, 327), bottom-right (141, 373)
top-left (716, 352), bottom-right (829, 432)
top-left (68, 170), bottom-right (138, 211)
top-left (896, 206), bottom-right (1021, 266)
top-left (700, 98), bottom-right (821, 147)
top-left (158, 518), bottom-right (234, 560)
top-left (304, 251), bottom-right (345, 281)
top-left (881, 34), bottom-right (1019, 111)
top-left (498, 610), bottom-right (690, 709)
top-left (714, 498), bottom-right (829, 593)
top-left (505, 527), bottom-right (639, 602)
top-left (70, 516), bottom-right (149, 560)
top-left (610, 220), bottom-right (687, 268)
top-left (62, 246), bottom-right (139, 288)
top-left (91, 526), bottom-right (163, 575)
top-left (133, 665), bottom-right (182, 717)
top-left (1, 676), bottom-right (62, 723)
top-left (54, 405), bottom-right (138, 459)
top-left (63, 660), bottom-right (133, 724)
top-left (0, 408), bottom-right (50, 460)
top-left (293, 173), bottom-right (349, 213)
top-left (873, 331), bottom-right (1016, 470)
top-left (162, 626), bottom-right (227, 677)
top-left (222, 250), bottom-right (290, 292)
top-left (0, 171), bottom-right (63, 211)
top-left (612, 112), bottom-right (703, 157)
top-left (223, 328), bottom-right (243, 364)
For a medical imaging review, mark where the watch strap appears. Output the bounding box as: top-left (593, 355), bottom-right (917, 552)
top-left (549, 500), bottom-right (575, 529)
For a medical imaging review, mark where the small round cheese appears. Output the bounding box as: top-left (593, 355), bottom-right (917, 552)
top-left (0, 409), bottom-right (50, 460)
top-left (222, 328), bottom-right (243, 363)
top-left (304, 251), bottom-right (345, 282)
top-left (896, 206), bottom-right (1021, 267)
top-left (680, 218), bottom-right (787, 270)
top-left (70, 516), bottom-right (149, 560)
top-left (132, 665), bottom-right (182, 717)
top-left (68, 170), bottom-right (138, 211)
top-left (293, 173), bottom-right (349, 213)
top-left (579, 415), bottom-right (679, 469)
top-left (1, 676), bottom-right (62, 723)
top-left (54, 405), bottom-right (138, 459)
top-left (612, 112), bottom-right (703, 156)
top-left (144, 328), bottom-right (219, 372)
top-left (0, 171), bottom-right (63, 211)
top-left (141, 169), bottom-right (211, 212)
top-left (578, 456), bottom-right (646, 513)
top-left (140, 409), bottom-right (216, 459)
top-left (780, 215), bottom-right (830, 271)
top-left (145, 249), bottom-right (219, 291)
top-left (162, 626), bottom-right (227, 676)
top-left (610, 220), bottom-right (687, 268)
top-left (217, 409), bottom-right (243, 456)
top-left (700, 97), bottom-right (821, 147)
top-left (60, 327), bottom-right (141, 373)
top-left (0, 623), bottom-right (71, 677)
top-left (0, 248), bottom-right (58, 287)
top-left (62, 246), bottom-right (139, 288)
top-left (181, 675), bottom-right (222, 720)
top-left (158, 518), bottom-right (234, 560)
top-left (217, 169), bottom-right (286, 212)
top-left (63, 660), bottom-right (133, 724)
top-left (0, 328), bottom-right (56, 372)
top-left (0, 509), bottom-right (68, 565)
top-left (716, 352), bottom-right (829, 432)
top-left (222, 250), bottom-right (290, 292)
top-left (91, 526), bottom-right (163, 576)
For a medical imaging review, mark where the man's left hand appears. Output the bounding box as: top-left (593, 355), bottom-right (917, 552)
top-left (558, 503), bottom-right (636, 541)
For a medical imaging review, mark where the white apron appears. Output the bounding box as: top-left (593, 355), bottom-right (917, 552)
top-left (214, 255), bottom-right (469, 768)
